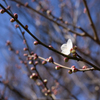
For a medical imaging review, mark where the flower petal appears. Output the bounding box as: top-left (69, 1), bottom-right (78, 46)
top-left (61, 39), bottom-right (73, 55)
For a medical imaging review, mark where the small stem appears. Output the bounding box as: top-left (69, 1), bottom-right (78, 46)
top-left (83, 0), bottom-right (99, 41)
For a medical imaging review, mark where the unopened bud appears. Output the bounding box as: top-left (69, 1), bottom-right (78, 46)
top-left (0, 9), bottom-right (5, 14)
top-left (33, 53), bottom-right (38, 60)
top-left (73, 46), bottom-right (77, 50)
top-left (64, 57), bottom-right (69, 62)
top-left (22, 31), bottom-right (25, 35)
top-left (47, 90), bottom-right (51, 95)
top-left (15, 24), bottom-right (19, 28)
top-left (49, 45), bottom-right (53, 48)
top-left (31, 67), bottom-right (35, 70)
top-left (23, 53), bottom-right (28, 56)
top-left (48, 56), bottom-right (53, 63)
top-left (71, 65), bottom-right (78, 72)
top-left (25, 25), bottom-right (28, 30)
top-left (6, 40), bottom-right (11, 46)
top-left (9, 47), bottom-right (13, 51)
top-left (20, 61), bottom-right (23, 63)
top-left (6, 6), bottom-right (11, 10)
top-left (65, 21), bottom-right (68, 24)
top-left (24, 2), bottom-right (28, 7)
top-left (72, 53), bottom-right (77, 57)
top-left (42, 61), bottom-right (47, 65)
top-left (34, 41), bottom-right (39, 45)
top-left (14, 13), bottom-right (18, 19)
top-left (23, 48), bottom-right (28, 51)
top-left (46, 10), bottom-right (51, 15)
top-left (29, 61), bottom-right (33, 64)
top-left (24, 61), bottom-right (27, 66)
top-left (70, 49), bottom-right (76, 54)
top-left (31, 52), bottom-right (34, 55)
top-left (55, 66), bottom-right (61, 70)
top-left (68, 70), bottom-right (72, 74)
top-left (31, 73), bottom-right (38, 79)
top-left (43, 79), bottom-right (47, 84)
top-left (16, 50), bottom-right (19, 54)
top-left (10, 18), bottom-right (15, 22)
top-left (34, 61), bottom-right (38, 66)
top-left (59, 17), bottom-right (62, 20)
top-left (82, 66), bottom-right (87, 69)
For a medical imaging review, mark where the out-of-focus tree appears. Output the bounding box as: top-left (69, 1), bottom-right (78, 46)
top-left (0, 0), bottom-right (100, 100)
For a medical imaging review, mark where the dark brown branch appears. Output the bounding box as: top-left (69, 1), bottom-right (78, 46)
top-left (0, 81), bottom-right (29, 99)
top-left (0, 4), bottom-right (100, 70)
top-left (83, 0), bottom-right (99, 42)
top-left (11, 0), bottom-right (100, 45)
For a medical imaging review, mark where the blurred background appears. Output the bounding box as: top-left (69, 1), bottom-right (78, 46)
top-left (0, 0), bottom-right (100, 100)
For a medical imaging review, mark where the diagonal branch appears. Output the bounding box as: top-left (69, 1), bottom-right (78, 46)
top-left (11, 0), bottom-right (100, 44)
top-left (0, 4), bottom-right (100, 70)
top-left (83, 0), bottom-right (99, 41)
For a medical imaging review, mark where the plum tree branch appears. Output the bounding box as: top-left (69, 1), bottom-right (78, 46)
top-left (10, 0), bottom-right (100, 45)
top-left (83, 0), bottom-right (99, 41)
top-left (0, 4), bottom-right (100, 70)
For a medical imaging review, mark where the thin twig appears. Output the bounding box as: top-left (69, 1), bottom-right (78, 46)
top-left (10, 0), bottom-right (100, 44)
top-left (83, 0), bottom-right (99, 41)
top-left (0, 4), bottom-right (100, 70)
top-left (28, 55), bottom-right (97, 72)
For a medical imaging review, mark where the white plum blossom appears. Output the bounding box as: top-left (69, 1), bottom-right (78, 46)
top-left (61, 39), bottom-right (73, 55)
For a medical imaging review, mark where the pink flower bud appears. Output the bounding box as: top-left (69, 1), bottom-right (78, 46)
top-left (23, 48), bottom-right (28, 51)
top-left (49, 45), bottom-right (53, 48)
top-left (30, 73), bottom-right (38, 79)
top-left (72, 53), bottom-right (77, 57)
top-left (25, 25), bottom-right (28, 30)
top-left (22, 31), bottom-right (25, 35)
top-left (65, 21), bottom-right (68, 24)
top-left (71, 65), bottom-right (75, 68)
top-left (68, 70), bottom-right (72, 74)
top-left (46, 10), bottom-right (51, 15)
top-left (31, 52), bottom-right (34, 55)
top-left (31, 67), bottom-right (35, 70)
top-left (20, 61), bottom-right (23, 63)
top-left (24, 2), bottom-right (28, 7)
top-left (42, 61), bottom-right (47, 65)
top-left (43, 79), bottom-right (47, 84)
top-left (23, 53), bottom-right (28, 56)
top-left (23, 39), bottom-right (26, 44)
top-left (64, 57), bottom-right (69, 62)
top-left (15, 24), bottom-right (19, 28)
top-left (14, 13), bottom-right (18, 19)
top-left (24, 61), bottom-right (27, 65)
top-left (6, 40), bottom-right (11, 46)
top-left (33, 53), bottom-right (38, 60)
top-left (16, 50), bottom-right (19, 54)
top-left (34, 61), bottom-right (38, 65)
top-left (48, 56), bottom-right (54, 63)
top-left (71, 65), bottom-right (78, 72)
top-left (10, 18), bottom-right (15, 22)
top-left (70, 48), bottom-right (76, 54)
top-left (6, 6), bottom-right (11, 10)
top-left (55, 66), bottom-right (61, 70)
top-left (59, 17), bottom-right (62, 20)
top-left (9, 47), bottom-right (13, 51)
top-left (47, 90), bottom-right (51, 95)
top-left (34, 41), bottom-right (39, 45)
top-left (0, 9), bottom-right (5, 14)
top-left (73, 46), bottom-right (77, 50)
top-left (29, 61), bottom-right (33, 64)
top-left (28, 57), bottom-right (32, 60)
top-left (82, 66), bottom-right (87, 69)
top-left (83, 8), bottom-right (86, 13)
